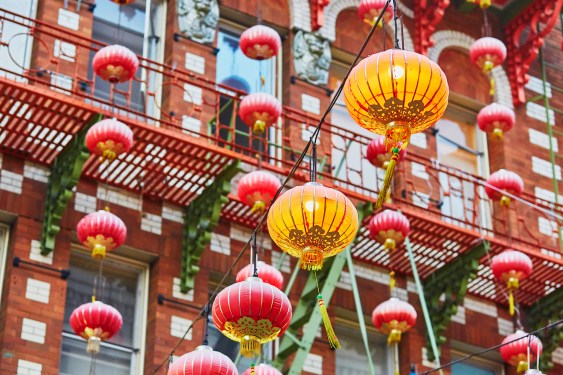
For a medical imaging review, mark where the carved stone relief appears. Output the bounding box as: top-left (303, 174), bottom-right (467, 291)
top-left (293, 30), bottom-right (332, 86)
top-left (177, 0), bottom-right (220, 44)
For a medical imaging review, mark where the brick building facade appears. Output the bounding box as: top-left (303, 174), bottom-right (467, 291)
top-left (0, 0), bottom-right (561, 374)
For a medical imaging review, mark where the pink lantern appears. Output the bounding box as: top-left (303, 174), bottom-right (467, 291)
top-left (236, 261), bottom-right (284, 290)
top-left (242, 364), bottom-right (282, 375)
top-left (500, 331), bottom-right (542, 373)
top-left (485, 169), bottom-right (524, 207)
top-left (237, 170), bottom-right (281, 214)
top-left (69, 301), bottom-right (123, 354)
top-left (168, 345), bottom-right (238, 375)
top-left (477, 103), bottom-right (515, 140)
top-left (369, 209), bottom-right (410, 251)
top-left (239, 93), bottom-right (282, 134)
top-left (92, 44), bottom-right (139, 83)
top-left (76, 210), bottom-right (127, 258)
top-left (239, 25), bottom-right (281, 60)
top-left (366, 136), bottom-right (406, 169)
top-left (469, 37), bottom-right (507, 73)
top-left (358, 0), bottom-right (394, 28)
top-left (86, 118), bottom-right (134, 162)
top-left (491, 250), bottom-right (533, 316)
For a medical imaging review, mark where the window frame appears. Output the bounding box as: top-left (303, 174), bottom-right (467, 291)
top-left (450, 348), bottom-right (505, 375)
top-left (61, 248), bottom-right (150, 375)
top-left (0, 224), bottom-right (9, 304)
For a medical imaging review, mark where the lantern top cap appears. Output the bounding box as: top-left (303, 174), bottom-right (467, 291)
top-left (304, 182), bottom-right (324, 187)
top-left (195, 345), bottom-right (213, 351)
top-left (244, 276), bottom-right (264, 283)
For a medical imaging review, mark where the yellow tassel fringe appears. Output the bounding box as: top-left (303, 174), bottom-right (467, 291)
top-left (317, 294), bottom-right (340, 349)
top-left (375, 150), bottom-right (399, 209)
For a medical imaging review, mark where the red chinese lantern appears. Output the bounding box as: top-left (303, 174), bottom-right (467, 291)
top-left (237, 170), bottom-right (281, 214)
top-left (358, 0), bottom-right (394, 28)
top-left (485, 169), bottom-right (524, 207)
top-left (239, 25), bottom-right (281, 60)
top-left (167, 345), bottom-right (238, 375)
top-left (86, 118), bottom-right (134, 162)
top-left (369, 209), bottom-right (409, 251)
top-left (372, 298), bottom-right (417, 375)
top-left (242, 364), bottom-right (282, 375)
top-left (92, 44), bottom-right (139, 83)
top-left (69, 301), bottom-right (123, 354)
top-left (477, 103), bottom-right (515, 140)
top-left (491, 250), bottom-right (532, 316)
top-left (110, 0), bottom-right (136, 4)
top-left (366, 136), bottom-right (406, 169)
top-left (212, 277), bottom-right (292, 358)
top-left (239, 93), bottom-right (282, 135)
top-left (76, 210), bottom-right (127, 259)
top-left (469, 37), bottom-right (506, 95)
top-left (236, 261), bottom-right (284, 290)
top-left (500, 331), bottom-right (543, 373)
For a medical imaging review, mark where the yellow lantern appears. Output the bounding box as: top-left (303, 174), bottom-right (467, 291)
top-left (344, 49), bottom-right (449, 208)
top-left (267, 182), bottom-right (358, 271)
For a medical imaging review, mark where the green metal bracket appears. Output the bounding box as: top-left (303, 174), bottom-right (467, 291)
top-left (40, 113), bottom-right (103, 255)
top-left (422, 241), bottom-right (487, 360)
top-left (180, 160), bottom-right (240, 293)
top-left (273, 202), bottom-right (371, 374)
top-left (526, 288), bottom-right (563, 371)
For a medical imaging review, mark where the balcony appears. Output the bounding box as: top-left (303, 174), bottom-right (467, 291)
top-left (0, 8), bottom-right (561, 308)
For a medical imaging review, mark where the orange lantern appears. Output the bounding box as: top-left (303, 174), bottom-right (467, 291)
top-left (344, 49), bottom-right (449, 208)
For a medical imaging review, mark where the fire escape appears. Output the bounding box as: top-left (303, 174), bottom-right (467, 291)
top-left (0, 2), bottom-right (561, 373)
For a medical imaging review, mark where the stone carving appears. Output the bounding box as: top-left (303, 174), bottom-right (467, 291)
top-left (293, 31), bottom-right (331, 85)
top-left (177, 0), bottom-right (219, 44)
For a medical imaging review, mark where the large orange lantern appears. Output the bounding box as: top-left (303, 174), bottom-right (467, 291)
top-left (69, 301), bottom-right (123, 354)
top-left (344, 49), bottom-right (449, 207)
top-left (491, 250), bottom-right (532, 316)
top-left (76, 210), bottom-right (127, 258)
top-left (212, 277), bottom-right (292, 358)
top-left (500, 331), bottom-right (542, 373)
top-left (86, 118), bottom-right (134, 162)
top-left (92, 44), bottom-right (139, 84)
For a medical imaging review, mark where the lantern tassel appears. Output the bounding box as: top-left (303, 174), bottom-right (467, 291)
top-left (240, 336), bottom-right (261, 358)
top-left (92, 244), bottom-right (107, 259)
top-left (393, 342), bottom-right (400, 375)
top-left (517, 360), bottom-right (528, 373)
top-left (250, 201), bottom-right (266, 214)
top-left (507, 277), bottom-right (519, 316)
top-left (86, 337), bottom-right (101, 355)
top-left (389, 271), bottom-right (396, 290)
top-left (508, 289), bottom-right (515, 316)
top-left (253, 120), bottom-right (266, 134)
top-left (317, 294), bottom-right (340, 349)
top-left (375, 150), bottom-right (399, 209)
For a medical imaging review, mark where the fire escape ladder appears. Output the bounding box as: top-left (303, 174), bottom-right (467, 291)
top-left (526, 287), bottom-right (563, 371)
top-left (179, 160), bottom-right (240, 293)
top-left (422, 241), bottom-right (488, 360)
top-left (40, 113), bottom-right (103, 255)
top-left (273, 203), bottom-right (371, 374)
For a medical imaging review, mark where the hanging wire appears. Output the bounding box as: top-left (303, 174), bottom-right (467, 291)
top-left (202, 305), bottom-right (210, 346)
top-left (252, 233), bottom-right (259, 277)
top-left (310, 143), bottom-right (317, 182)
top-left (392, 0), bottom-right (400, 49)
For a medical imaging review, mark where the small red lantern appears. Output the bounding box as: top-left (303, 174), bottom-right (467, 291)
top-left (369, 209), bottom-right (410, 251)
top-left (366, 136), bottom-right (406, 169)
top-left (358, 0), bottom-right (394, 28)
top-left (236, 261), bottom-right (284, 290)
top-left (237, 171), bottom-right (281, 214)
top-left (212, 277), bottom-right (292, 358)
top-left (239, 93), bottom-right (282, 135)
top-left (76, 210), bottom-right (127, 259)
top-left (500, 331), bottom-right (542, 373)
top-left (485, 169), bottom-right (524, 207)
top-left (69, 301), bottom-right (123, 354)
top-left (470, 37), bottom-right (506, 95)
top-left (167, 345), bottom-right (238, 375)
top-left (491, 250), bottom-right (532, 316)
top-left (92, 44), bottom-right (139, 83)
top-left (477, 103), bottom-right (515, 140)
top-left (239, 25), bottom-right (281, 60)
top-left (242, 364), bottom-right (282, 375)
top-left (86, 118), bottom-right (134, 162)
top-left (372, 298), bottom-right (417, 375)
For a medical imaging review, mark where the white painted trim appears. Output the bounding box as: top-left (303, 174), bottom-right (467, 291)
top-left (289, 0), bottom-right (311, 31)
top-left (0, 225), bottom-right (9, 305)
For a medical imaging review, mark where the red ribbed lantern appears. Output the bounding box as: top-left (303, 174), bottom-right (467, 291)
top-left (358, 0), bottom-right (394, 28)
top-left (76, 210), bottom-right (127, 259)
top-left (500, 331), bottom-right (543, 373)
top-left (212, 277), bottom-right (292, 358)
top-left (366, 136), bottom-right (406, 169)
top-left (491, 250), bottom-right (533, 316)
top-left (167, 345), bottom-right (238, 375)
top-left (69, 301), bottom-right (123, 354)
top-left (477, 103), bottom-right (515, 140)
top-left (92, 44), bottom-right (139, 83)
top-left (110, 0), bottom-right (136, 4)
top-left (237, 170), bottom-right (281, 214)
top-left (485, 169), bottom-right (524, 207)
top-left (239, 25), bottom-right (281, 60)
top-left (242, 364), bottom-right (282, 375)
top-left (369, 210), bottom-right (410, 251)
top-left (470, 37), bottom-right (506, 73)
top-left (239, 93), bottom-right (282, 135)
top-left (236, 261), bottom-right (284, 290)
top-left (86, 118), bottom-right (134, 162)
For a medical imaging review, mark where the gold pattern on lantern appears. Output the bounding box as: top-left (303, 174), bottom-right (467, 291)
top-left (247, 44), bottom-right (275, 60)
top-left (222, 317), bottom-right (281, 344)
top-left (83, 235), bottom-right (117, 258)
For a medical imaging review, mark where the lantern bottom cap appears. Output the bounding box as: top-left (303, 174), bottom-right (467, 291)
top-left (91, 244), bottom-right (107, 259)
top-left (240, 335), bottom-right (261, 358)
top-left (492, 128), bottom-right (504, 141)
top-left (300, 248), bottom-right (324, 271)
top-left (500, 196), bottom-right (511, 207)
top-left (87, 336), bottom-right (101, 354)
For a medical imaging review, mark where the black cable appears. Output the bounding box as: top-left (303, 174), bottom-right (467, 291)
top-left (252, 233), bottom-right (258, 277)
top-left (202, 305), bottom-right (210, 346)
top-left (392, 0), bottom-right (400, 48)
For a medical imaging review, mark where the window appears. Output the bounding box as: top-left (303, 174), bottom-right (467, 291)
top-left (89, 0), bottom-right (165, 113)
top-left (335, 325), bottom-right (391, 375)
top-left (451, 354), bottom-right (503, 375)
top-left (0, 224), bottom-right (8, 304)
top-left (59, 251), bottom-right (148, 375)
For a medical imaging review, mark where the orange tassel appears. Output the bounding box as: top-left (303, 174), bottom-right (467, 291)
top-left (389, 271), bottom-right (396, 290)
top-left (317, 294), bottom-right (340, 349)
top-left (508, 289), bottom-right (515, 316)
top-left (375, 149), bottom-right (399, 209)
